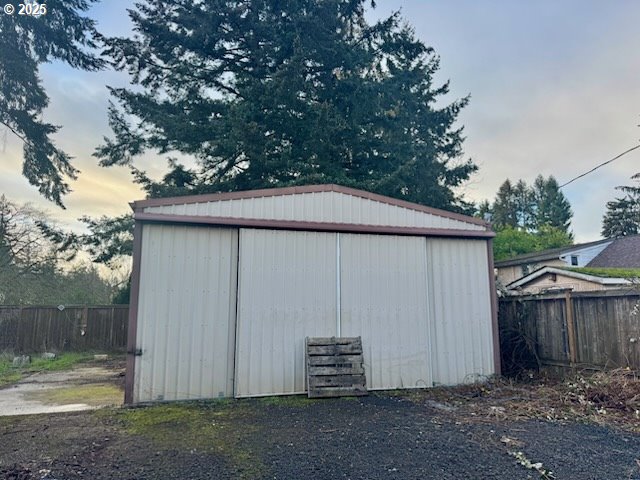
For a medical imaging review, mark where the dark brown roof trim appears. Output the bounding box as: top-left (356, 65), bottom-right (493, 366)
top-left (486, 239), bottom-right (501, 376)
top-left (134, 212), bottom-right (495, 239)
top-left (124, 221), bottom-right (144, 404)
top-left (130, 184), bottom-right (490, 229)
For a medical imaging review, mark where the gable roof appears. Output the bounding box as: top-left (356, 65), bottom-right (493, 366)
top-left (131, 184), bottom-right (492, 236)
top-left (587, 235), bottom-right (640, 268)
top-left (507, 266), bottom-right (632, 290)
top-left (494, 237), bottom-right (612, 268)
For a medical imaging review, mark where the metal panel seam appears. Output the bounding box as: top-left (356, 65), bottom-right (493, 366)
top-left (233, 230), bottom-right (245, 398)
top-left (229, 230), bottom-right (240, 396)
top-left (424, 238), bottom-right (435, 387)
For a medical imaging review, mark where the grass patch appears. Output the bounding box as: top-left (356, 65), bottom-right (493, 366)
top-left (29, 352), bottom-right (93, 372)
top-left (25, 383), bottom-right (123, 406)
top-left (0, 352), bottom-right (93, 387)
top-left (0, 372), bottom-right (22, 387)
top-left (113, 401), bottom-right (264, 478)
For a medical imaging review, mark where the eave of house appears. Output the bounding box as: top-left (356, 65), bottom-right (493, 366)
top-left (506, 266), bottom-right (632, 290)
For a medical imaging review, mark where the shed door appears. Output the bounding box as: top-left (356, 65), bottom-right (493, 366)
top-left (134, 225), bottom-right (238, 402)
top-left (339, 234), bottom-right (432, 390)
top-left (234, 229), bottom-right (338, 397)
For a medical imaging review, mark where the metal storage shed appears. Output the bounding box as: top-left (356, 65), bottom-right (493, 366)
top-left (125, 184), bottom-right (499, 404)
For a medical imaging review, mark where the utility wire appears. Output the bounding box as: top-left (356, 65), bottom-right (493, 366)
top-left (559, 144), bottom-right (640, 188)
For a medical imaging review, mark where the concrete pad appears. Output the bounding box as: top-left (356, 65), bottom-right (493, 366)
top-left (0, 364), bottom-right (124, 416)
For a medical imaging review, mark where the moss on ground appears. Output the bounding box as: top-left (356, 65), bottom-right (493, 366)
top-left (255, 394), bottom-right (318, 407)
top-left (25, 383), bottom-right (123, 406)
top-left (111, 401), bottom-right (264, 478)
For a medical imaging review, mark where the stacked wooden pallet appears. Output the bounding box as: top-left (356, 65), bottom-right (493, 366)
top-left (305, 336), bottom-right (368, 398)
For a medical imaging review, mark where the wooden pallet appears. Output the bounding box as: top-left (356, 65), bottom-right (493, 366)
top-left (306, 336), bottom-right (368, 398)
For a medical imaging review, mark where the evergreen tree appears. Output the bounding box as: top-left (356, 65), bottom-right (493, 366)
top-left (485, 175), bottom-right (574, 259)
top-left (619, 172), bottom-right (640, 196)
top-left (0, 0), bottom-right (103, 206)
top-left (602, 173), bottom-right (640, 238)
top-left (601, 197), bottom-right (639, 238)
top-left (601, 173), bottom-right (640, 238)
top-left (491, 179), bottom-right (519, 229)
top-left (533, 175), bottom-right (572, 233)
top-left (96, 0), bottom-right (476, 212)
top-left (513, 179), bottom-right (536, 231)
top-left (488, 176), bottom-right (572, 234)
top-left (476, 199), bottom-right (492, 221)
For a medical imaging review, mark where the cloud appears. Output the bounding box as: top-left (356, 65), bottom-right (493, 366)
top-left (3, 0), bottom-right (640, 245)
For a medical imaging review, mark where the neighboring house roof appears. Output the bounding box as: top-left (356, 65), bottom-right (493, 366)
top-left (506, 266), bottom-right (632, 290)
top-left (494, 238), bottom-right (612, 268)
top-left (587, 235), bottom-right (640, 268)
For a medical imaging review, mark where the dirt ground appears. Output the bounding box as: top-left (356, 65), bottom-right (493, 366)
top-left (1, 381), bottom-right (640, 480)
top-left (0, 358), bottom-right (124, 416)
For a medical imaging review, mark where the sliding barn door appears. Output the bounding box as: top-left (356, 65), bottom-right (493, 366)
top-left (234, 229), bottom-right (338, 397)
top-left (339, 234), bottom-right (432, 390)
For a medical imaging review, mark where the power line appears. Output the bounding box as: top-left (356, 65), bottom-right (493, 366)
top-left (559, 144), bottom-right (640, 188)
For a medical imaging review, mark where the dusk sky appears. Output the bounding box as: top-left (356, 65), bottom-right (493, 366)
top-left (2, 1), bottom-right (639, 242)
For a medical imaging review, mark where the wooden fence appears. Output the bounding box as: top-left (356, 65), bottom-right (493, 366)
top-left (499, 289), bottom-right (640, 374)
top-left (0, 305), bottom-right (128, 353)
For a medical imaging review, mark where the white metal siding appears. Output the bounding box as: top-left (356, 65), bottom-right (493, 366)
top-left (235, 229), bottom-right (338, 397)
top-left (143, 191), bottom-right (484, 231)
top-left (427, 238), bottom-right (495, 385)
top-left (134, 225), bottom-right (238, 402)
top-left (340, 234), bottom-right (432, 390)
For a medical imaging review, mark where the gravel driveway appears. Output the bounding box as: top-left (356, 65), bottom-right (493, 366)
top-left (1, 391), bottom-right (639, 480)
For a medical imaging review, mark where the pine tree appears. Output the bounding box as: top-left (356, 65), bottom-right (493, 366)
top-left (601, 173), bottom-right (640, 238)
top-left (96, 0), bottom-right (476, 212)
top-left (0, 0), bottom-right (103, 206)
top-left (601, 197), bottom-right (639, 238)
top-left (486, 175), bottom-right (574, 259)
top-left (489, 176), bottom-right (572, 234)
top-left (533, 175), bottom-right (572, 233)
top-left (513, 179), bottom-right (536, 231)
top-left (492, 180), bottom-right (519, 228)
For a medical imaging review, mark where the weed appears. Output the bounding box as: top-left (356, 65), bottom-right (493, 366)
top-left (402, 369), bottom-right (640, 432)
top-left (510, 450), bottom-right (556, 479)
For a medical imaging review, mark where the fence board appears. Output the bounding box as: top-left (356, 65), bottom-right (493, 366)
top-left (499, 290), bottom-right (640, 373)
top-left (0, 305), bottom-right (128, 353)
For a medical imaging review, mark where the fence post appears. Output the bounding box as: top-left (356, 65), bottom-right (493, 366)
top-left (564, 290), bottom-right (577, 365)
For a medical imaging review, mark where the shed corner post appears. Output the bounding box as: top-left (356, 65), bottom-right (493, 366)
top-left (125, 219), bottom-right (144, 405)
top-left (487, 238), bottom-right (501, 376)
